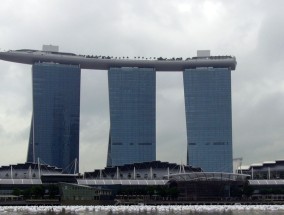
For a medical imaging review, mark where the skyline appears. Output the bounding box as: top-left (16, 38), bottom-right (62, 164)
top-left (0, 48), bottom-right (235, 172)
top-left (0, 1), bottom-right (284, 172)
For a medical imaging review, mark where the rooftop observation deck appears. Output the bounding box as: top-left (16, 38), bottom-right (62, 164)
top-left (0, 49), bottom-right (237, 71)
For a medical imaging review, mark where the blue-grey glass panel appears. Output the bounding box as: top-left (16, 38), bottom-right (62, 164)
top-left (107, 67), bottom-right (156, 167)
top-left (183, 68), bottom-right (233, 172)
top-left (28, 63), bottom-right (80, 173)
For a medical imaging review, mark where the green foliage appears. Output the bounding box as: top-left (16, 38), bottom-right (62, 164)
top-left (31, 185), bottom-right (45, 198)
top-left (23, 189), bottom-right (31, 198)
top-left (46, 184), bottom-right (59, 198)
top-left (12, 188), bottom-right (21, 196)
top-left (243, 182), bottom-right (254, 197)
top-left (168, 187), bottom-right (179, 199)
top-left (11, 185), bottom-right (59, 199)
top-left (230, 185), bottom-right (243, 197)
top-left (260, 188), bottom-right (284, 195)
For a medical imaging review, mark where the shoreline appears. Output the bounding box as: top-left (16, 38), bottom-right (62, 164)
top-left (0, 200), bottom-right (284, 206)
top-left (0, 205), bottom-right (284, 213)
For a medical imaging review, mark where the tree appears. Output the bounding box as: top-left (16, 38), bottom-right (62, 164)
top-left (31, 185), bottom-right (45, 198)
top-left (12, 188), bottom-right (21, 196)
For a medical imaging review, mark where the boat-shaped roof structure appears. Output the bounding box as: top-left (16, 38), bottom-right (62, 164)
top-left (0, 48), bottom-right (237, 71)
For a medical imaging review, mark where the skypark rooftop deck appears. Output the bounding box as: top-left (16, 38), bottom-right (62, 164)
top-left (0, 49), bottom-right (237, 71)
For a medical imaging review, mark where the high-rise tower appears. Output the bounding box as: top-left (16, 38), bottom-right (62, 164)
top-left (27, 62), bottom-right (81, 173)
top-left (0, 47), bottom-right (237, 172)
top-left (107, 67), bottom-right (156, 167)
top-left (183, 66), bottom-right (233, 172)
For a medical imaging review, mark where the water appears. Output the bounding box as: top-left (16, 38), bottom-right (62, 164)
top-left (0, 205), bottom-right (283, 215)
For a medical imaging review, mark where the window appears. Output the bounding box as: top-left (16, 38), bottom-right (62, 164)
top-left (213, 142), bottom-right (225, 145)
top-left (138, 143), bottom-right (152, 145)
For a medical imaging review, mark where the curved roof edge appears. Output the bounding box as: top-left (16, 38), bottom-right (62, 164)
top-left (169, 172), bottom-right (249, 181)
top-left (0, 50), bottom-right (237, 71)
top-left (240, 159), bottom-right (284, 171)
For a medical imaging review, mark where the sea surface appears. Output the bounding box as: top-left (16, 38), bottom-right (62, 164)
top-left (0, 205), bottom-right (283, 215)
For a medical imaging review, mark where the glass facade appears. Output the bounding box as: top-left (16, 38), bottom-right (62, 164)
top-left (27, 63), bottom-right (80, 173)
top-left (107, 67), bottom-right (156, 167)
top-left (183, 68), bottom-right (233, 172)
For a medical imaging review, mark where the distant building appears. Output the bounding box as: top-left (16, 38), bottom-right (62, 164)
top-left (238, 160), bottom-right (284, 180)
top-left (184, 66), bottom-right (233, 172)
top-left (237, 160), bottom-right (284, 201)
top-left (27, 62), bottom-right (81, 173)
top-left (107, 67), bottom-right (156, 167)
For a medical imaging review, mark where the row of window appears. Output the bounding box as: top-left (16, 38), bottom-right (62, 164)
top-left (188, 142), bottom-right (229, 145)
top-left (112, 142), bottom-right (153, 146)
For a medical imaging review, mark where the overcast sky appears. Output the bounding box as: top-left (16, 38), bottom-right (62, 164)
top-left (0, 0), bottom-right (284, 172)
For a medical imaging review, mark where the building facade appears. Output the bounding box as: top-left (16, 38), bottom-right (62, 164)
top-left (85, 160), bottom-right (202, 180)
top-left (183, 67), bottom-right (233, 172)
top-left (107, 67), bottom-right (156, 167)
top-left (238, 160), bottom-right (284, 180)
top-left (27, 63), bottom-right (81, 173)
